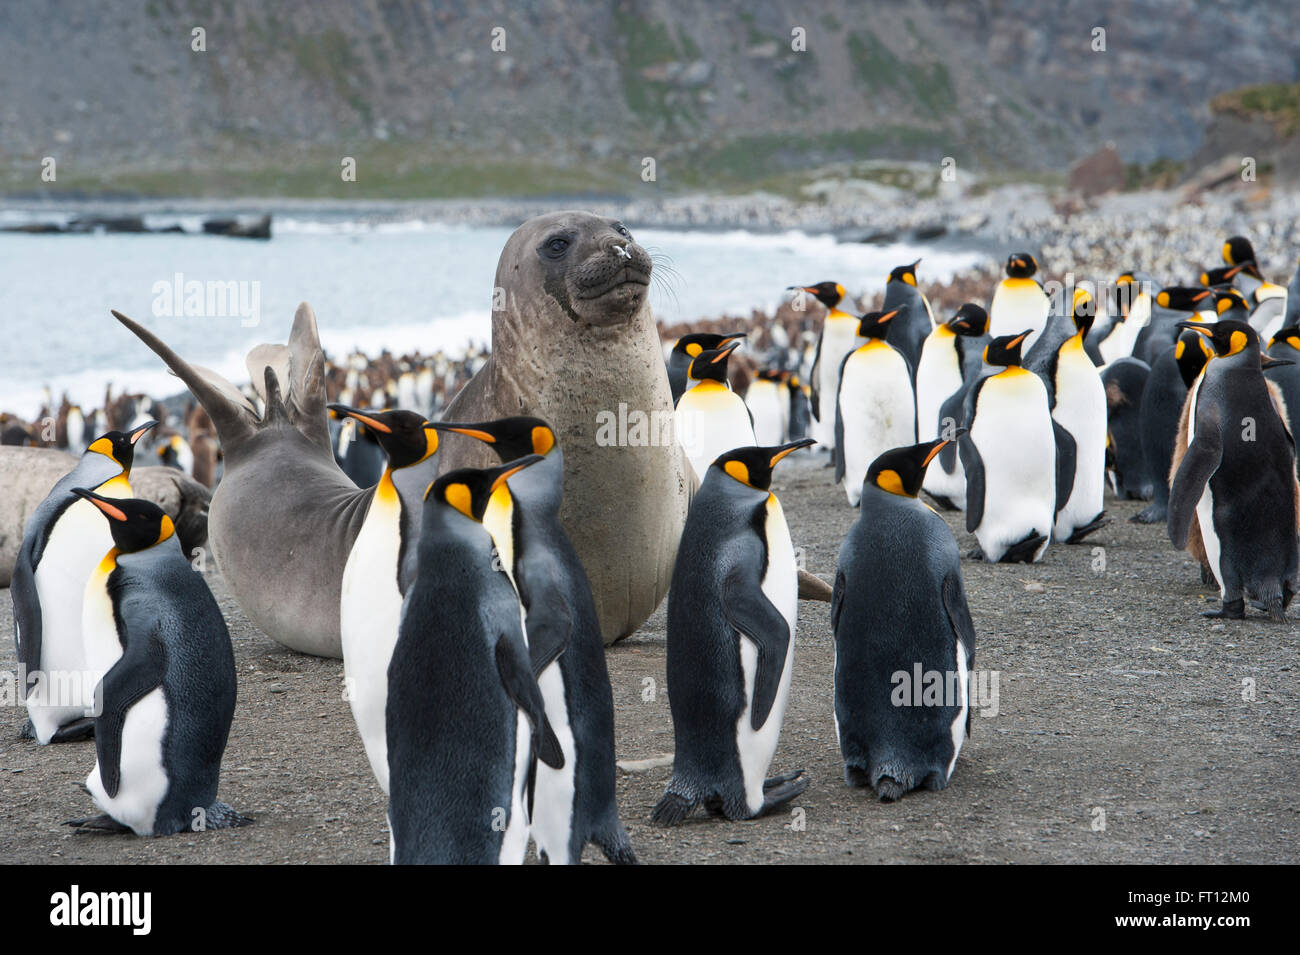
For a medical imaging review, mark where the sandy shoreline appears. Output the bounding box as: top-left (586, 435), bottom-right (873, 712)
top-left (1, 453), bottom-right (1296, 865)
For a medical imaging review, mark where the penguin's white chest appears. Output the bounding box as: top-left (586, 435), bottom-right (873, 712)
top-left (340, 484), bottom-right (405, 793)
top-left (86, 686), bottom-right (170, 836)
top-left (1052, 340), bottom-right (1108, 535)
top-left (814, 315), bottom-right (861, 443)
top-left (1186, 378), bottom-right (1224, 591)
top-left (970, 370), bottom-right (1056, 559)
top-left (27, 499), bottom-right (116, 741)
top-left (676, 383), bottom-right (756, 482)
top-left (990, 280), bottom-right (1049, 350)
top-left (746, 381), bottom-right (787, 446)
top-left (839, 344), bottom-right (915, 506)
top-left (915, 333), bottom-right (962, 441)
top-left (735, 495), bottom-right (797, 815)
top-left (531, 661), bottom-right (577, 864)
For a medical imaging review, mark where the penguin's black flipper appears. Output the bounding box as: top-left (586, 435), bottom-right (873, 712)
top-left (832, 362), bottom-right (848, 483)
top-left (11, 529), bottom-right (45, 678)
top-left (96, 630), bottom-right (168, 800)
top-left (936, 388), bottom-right (966, 474)
top-left (721, 567), bottom-right (791, 731)
top-left (1168, 424), bottom-right (1223, 550)
top-left (524, 593), bottom-right (572, 678)
top-left (809, 329), bottom-right (824, 421)
top-left (942, 571), bottom-right (977, 738)
top-left (830, 570), bottom-right (846, 634)
top-left (958, 435), bottom-right (985, 533)
top-left (1052, 420), bottom-right (1077, 514)
top-left (494, 635), bottom-right (564, 770)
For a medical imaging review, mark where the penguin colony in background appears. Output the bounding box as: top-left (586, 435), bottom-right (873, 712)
top-left (9, 232), bottom-right (1300, 861)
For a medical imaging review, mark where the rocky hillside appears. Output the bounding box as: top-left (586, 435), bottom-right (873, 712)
top-left (2, 0), bottom-right (1297, 197)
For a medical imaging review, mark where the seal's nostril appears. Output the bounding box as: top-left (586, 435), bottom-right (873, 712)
top-left (612, 244), bottom-right (632, 260)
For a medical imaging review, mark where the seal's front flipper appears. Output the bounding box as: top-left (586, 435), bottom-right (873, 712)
top-left (49, 718), bottom-right (95, 743)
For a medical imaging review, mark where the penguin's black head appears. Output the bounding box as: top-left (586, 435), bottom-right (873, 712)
top-left (789, 281), bottom-right (846, 310)
top-left (1154, 286), bottom-right (1212, 313)
top-left (1270, 324), bottom-right (1300, 353)
top-left (430, 415), bottom-right (557, 462)
top-left (1223, 236), bottom-right (1257, 268)
top-left (983, 330), bottom-right (1031, 367)
top-left (856, 308), bottom-right (900, 339)
top-left (754, 368), bottom-right (786, 384)
top-left (866, 432), bottom-right (966, 498)
top-left (1173, 328), bottom-right (1213, 387)
top-left (687, 340), bottom-right (740, 384)
top-left (72, 488), bottom-right (174, 553)
top-left (424, 455), bottom-right (544, 522)
top-left (1179, 319), bottom-right (1258, 359)
top-left (86, 420), bottom-right (156, 472)
top-left (1200, 265), bottom-right (1239, 288)
top-left (1005, 253), bottom-right (1039, 279)
top-left (947, 303), bottom-right (989, 336)
top-left (1070, 287), bottom-right (1097, 336)
top-left (712, 438), bottom-right (814, 492)
top-left (1212, 288), bottom-right (1250, 319)
top-left (672, 331), bottom-right (746, 365)
top-left (887, 260), bottom-right (921, 287)
top-left (327, 404), bottom-right (437, 470)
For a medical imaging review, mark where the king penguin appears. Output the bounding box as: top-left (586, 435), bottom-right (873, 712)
top-left (67, 490), bottom-right (246, 836)
top-left (11, 421), bottom-right (156, 744)
top-left (1134, 286), bottom-right (1212, 365)
top-left (1131, 328), bottom-right (1212, 523)
top-left (667, 331), bottom-right (746, 406)
top-left (916, 303), bottom-right (990, 509)
top-left (1266, 324), bottom-right (1300, 481)
top-left (651, 439), bottom-right (813, 824)
top-left (1169, 319), bottom-right (1299, 620)
top-left (960, 331), bottom-right (1064, 563)
top-left (881, 260), bottom-right (937, 377)
top-left (431, 416), bottom-right (636, 865)
top-left (834, 308), bottom-right (916, 507)
top-left (988, 253), bottom-right (1050, 351)
top-left (793, 281), bottom-right (859, 452)
top-left (387, 458), bottom-right (564, 865)
top-left (832, 435), bottom-right (975, 801)
top-left (675, 339), bottom-right (757, 484)
top-left (330, 404), bottom-right (439, 794)
top-left (1025, 287), bottom-right (1109, 543)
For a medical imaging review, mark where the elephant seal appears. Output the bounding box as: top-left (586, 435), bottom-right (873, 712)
top-left (110, 305), bottom-right (434, 658)
top-left (0, 448), bottom-right (210, 587)
top-left (437, 211), bottom-right (692, 645)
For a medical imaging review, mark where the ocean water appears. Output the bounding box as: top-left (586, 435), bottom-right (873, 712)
top-left (0, 216), bottom-right (982, 418)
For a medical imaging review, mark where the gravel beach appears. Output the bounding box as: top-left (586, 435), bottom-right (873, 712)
top-left (1, 453), bottom-right (1297, 865)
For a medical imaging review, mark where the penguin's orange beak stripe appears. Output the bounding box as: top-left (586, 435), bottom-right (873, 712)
top-left (490, 463), bottom-right (530, 494)
top-left (346, 411), bottom-right (392, 433)
top-left (712, 341), bottom-right (739, 363)
top-left (86, 497), bottom-right (128, 522)
top-left (446, 427), bottom-right (496, 443)
top-left (879, 309), bottom-right (901, 324)
top-left (1188, 325), bottom-right (1214, 338)
top-left (922, 441), bottom-right (950, 467)
top-left (768, 442), bottom-right (811, 467)
top-left (1193, 289), bottom-right (1211, 302)
top-left (128, 422), bottom-right (156, 444)
top-left (1008, 332), bottom-right (1029, 348)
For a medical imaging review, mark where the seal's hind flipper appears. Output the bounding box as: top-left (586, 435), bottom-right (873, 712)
top-left (111, 310), bottom-right (257, 448)
top-left (287, 303), bottom-right (333, 453)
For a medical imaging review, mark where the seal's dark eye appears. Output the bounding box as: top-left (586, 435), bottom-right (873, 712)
top-left (616, 224), bottom-right (631, 238)
top-left (545, 236), bottom-right (569, 257)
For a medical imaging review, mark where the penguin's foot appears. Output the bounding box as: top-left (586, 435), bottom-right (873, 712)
top-left (1065, 516), bottom-right (1110, 544)
top-left (926, 493), bottom-right (960, 512)
top-left (48, 718), bottom-right (96, 744)
top-left (65, 814), bottom-right (132, 834)
top-left (650, 791), bottom-right (697, 827)
top-left (594, 828), bottom-right (639, 865)
top-left (1130, 504), bottom-right (1166, 524)
top-left (204, 802), bottom-right (254, 829)
top-left (1202, 598), bottom-right (1245, 620)
top-left (1266, 595), bottom-right (1288, 623)
top-left (758, 771), bottom-right (809, 816)
top-left (965, 546), bottom-right (987, 561)
top-left (1200, 565), bottom-right (1217, 587)
top-left (18, 719), bottom-right (35, 740)
top-left (844, 765), bottom-right (872, 788)
top-left (874, 776), bottom-right (906, 803)
top-left (999, 534), bottom-right (1047, 564)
